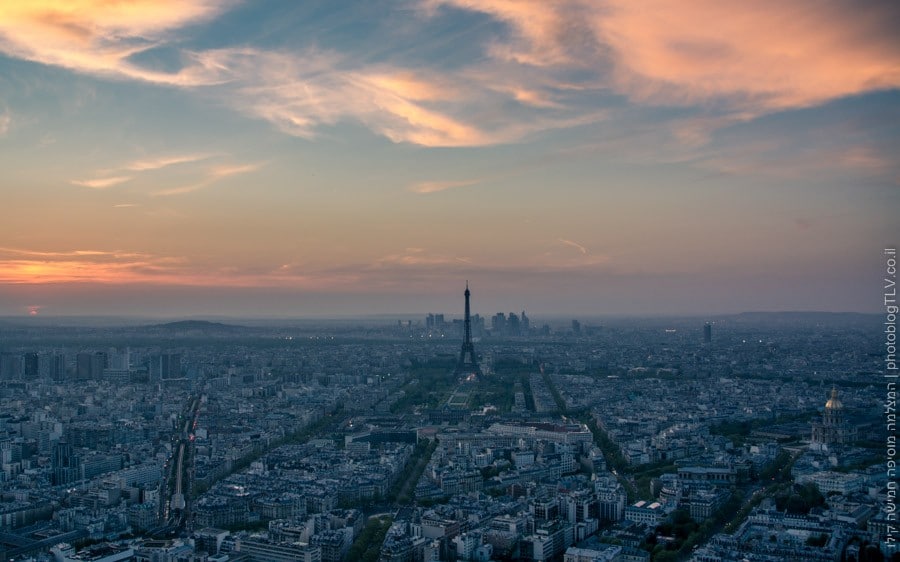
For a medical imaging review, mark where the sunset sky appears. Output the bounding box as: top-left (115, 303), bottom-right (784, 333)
top-left (1, 0), bottom-right (898, 317)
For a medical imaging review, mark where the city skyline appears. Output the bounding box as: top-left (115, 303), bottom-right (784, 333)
top-left (1, 1), bottom-right (898, 317)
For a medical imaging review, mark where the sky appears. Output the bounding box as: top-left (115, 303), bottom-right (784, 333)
top-left (0, 0), bottom-right (898, 318)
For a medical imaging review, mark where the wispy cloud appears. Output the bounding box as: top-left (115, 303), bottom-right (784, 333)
top-left (0, 108), bottom-right (10, 136)
top-left (0, 244), bottom-right (622, 293)
top-left (2, 0), bottom-right (896, 152)
top-left (838, 146), bottom-right (890, 173)
top-left (0, 247), bottom-right (145, 258)
top-left (424, 0), bottom-right (601, 68)
top-left (203, 48), bottom-right (578, 147)
top-left (430, 0), bottom-right (900, 130)
top-left (153, 162), bottom-right (263, 196)
top-left (152, 183), bottom-right (208, 197)
top-left (0, 246), bottom-right (357, 289)
top-left (691, 139), bottom-right (900, 182)
top-left (238, 0), bottom-right (896, 147)
top-left (409, 179), bottom-right (481, 194)
top-left (375, 247), bottom-right (472, 267)
top-left (595, 0), bottom-right (900, 113)
top-left (126, 153), bottom-right (213, 171)
top-left (558, 238), bottom-right (588, 255)
top-left (71, 176), bottom-right (133, 189)
top-left (0, 1), bottom-right (232, 86)
top-left (1, 2), bottom-right (606, 147)
top-left (196, 39), bottom-right (609, 146)
top-left (668, 115), bottom-right (750, 149)
top-left (71, 153), bottom-right (247, 194)
top-left (210, 163), bottom-right (262, 178)
top-left (70, 152), bottom-right (209, 190)
top-left (0, 256), bottom-right (180, 285)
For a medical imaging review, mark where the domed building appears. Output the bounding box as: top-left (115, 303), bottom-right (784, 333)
top-left (811, 387), bottom-right (857, 449)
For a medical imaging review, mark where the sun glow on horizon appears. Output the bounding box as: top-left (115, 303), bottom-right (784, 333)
top-left (0, 1), bottom-right (896, 315)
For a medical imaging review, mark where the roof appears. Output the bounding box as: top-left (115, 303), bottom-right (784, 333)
top-left (825, 387), bottom-right (843, 409)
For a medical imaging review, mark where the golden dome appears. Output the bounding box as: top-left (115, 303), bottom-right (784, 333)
top-left (825, 387), bottom-right (843, 409)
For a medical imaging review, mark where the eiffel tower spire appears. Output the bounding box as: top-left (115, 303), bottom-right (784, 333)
top-left (456, 281), bottom-right (481, 376)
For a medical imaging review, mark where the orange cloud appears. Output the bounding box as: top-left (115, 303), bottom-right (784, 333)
top-left (0, 3), bottom-right (606, 147)
top-left (71, 175), bottom-right (133, 189)
top-left (375, 248), bottom-right (470, 267)
top-left (0, 243), bottom-right (624, 294)
top-left (210, 163), bottom-right (264, 178)
top-left (364, 72), bottom-right (460, 102)
top-left (152, 162), bottom-right (263, 196)
top-left (70, 152), bottom-right (222, 192)
top-left (0, 0), bottom-right (231, 85)
top-left (0, 248), bottom-right (125, 258)
top-left (558, 238), bottom-right (588, 255)
top-left (595, 0), bottom-right (900, 112)
top-left (433, 0), bottom-right (900, 116)
top-left (6, 0), bottom-right (891, 151)
top-left (152, 183), bottom-right (209, 197)
top-left (363, 91), bottom-right (489, 146)
top-left (409, 179), bottom-right (480, 194)
top-left (0, 247), bottom-right (355, 289)
top-left (425, 0), bottom-right (595, 67)
top-left (207, 49), bottom-right (498, 146)
top-left (696, 141), bottom-right (899, 182)
top-left (200, 48), bottom-right (604, 147)
top-left (126, 154), bottom-right (213, 171)
top-left (0, 247), bottom-right (184, 284)
top-left (838, 146), bottom-right (890, 172)
top-left (65, 152), bottom-right (259, 197)
top-left (507, 87), bottom-right (563, 109)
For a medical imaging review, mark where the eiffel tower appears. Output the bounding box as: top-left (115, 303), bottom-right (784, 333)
top-left (456, 282), bottom-right (481, 376)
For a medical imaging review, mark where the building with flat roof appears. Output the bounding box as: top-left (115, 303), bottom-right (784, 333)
top-left (624, 501), bottom-right (664, 526)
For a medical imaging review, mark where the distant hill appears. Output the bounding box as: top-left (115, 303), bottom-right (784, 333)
top-left (143, 320), bottom-right (247, 332)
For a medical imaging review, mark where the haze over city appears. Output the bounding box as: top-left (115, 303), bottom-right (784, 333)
top-left (2, 4), bottom-right (900, 561)
top-left (1, 0), bottom-right (898, 317)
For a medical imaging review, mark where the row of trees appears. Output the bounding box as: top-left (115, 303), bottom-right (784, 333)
top-left (391, 438), bottom-right (438, 505)
top-left (346, 515), bottom-right (393, 562)
top-left (645, 490), bottom-right (747, 561)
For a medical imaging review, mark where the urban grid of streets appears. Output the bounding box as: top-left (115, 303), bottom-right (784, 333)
top-left (0, 309), bottom-right (895, 561)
